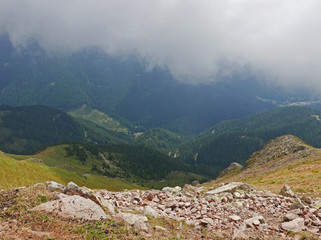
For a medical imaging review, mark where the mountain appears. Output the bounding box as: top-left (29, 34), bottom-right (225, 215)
top-left (133, 128), bottom-right (187, 156)
top-left (1, 135), bottom-right (321, 239)
top-left (0, 105), bottom-right (129, 154)
top-left (208, 135), bottom-right (321, 196)
top-left (0, 34), bottom-right (277, 135)
top-left (178, 106), bottom-right (321, 177)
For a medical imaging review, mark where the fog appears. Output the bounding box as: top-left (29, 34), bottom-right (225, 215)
top-left (1, 0), bottom-right (321, 90)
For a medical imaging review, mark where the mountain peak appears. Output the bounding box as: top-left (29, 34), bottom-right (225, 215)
top-left (246, 135), bottom-right (314, 168)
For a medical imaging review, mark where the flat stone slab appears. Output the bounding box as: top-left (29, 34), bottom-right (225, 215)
top-left (32, 195), bottom-right (108, 221)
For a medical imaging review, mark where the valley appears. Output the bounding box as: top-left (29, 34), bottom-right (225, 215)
top-left (1, 27), bottom-right (321, 239)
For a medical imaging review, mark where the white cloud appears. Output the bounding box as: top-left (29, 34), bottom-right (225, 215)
top-left (1, 0), bottom-right (321, 89)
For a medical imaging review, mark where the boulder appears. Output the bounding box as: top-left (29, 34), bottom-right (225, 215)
top-left (45, 181), bottom-right (66, 193)
top-left (144, 206), bottom-right (160, 217)
top-left (95, 192), bottom-right (116, 214)
top-left (32, 195), bottom-right (108, 221)
top-left (162, 186), bottom-right (182, 196)
top-left (65, 182), bottom-right (99, 205)
top-left (279, 185), bottom-right (296, 198)
top-left (204, 182), bottom-right (250, 196)
top-left (116, 212), bottom-right (149, 232)
top-left (281, 218), bottom-right (305, 232)
top-left (283, 213), bottom-right (299, 221)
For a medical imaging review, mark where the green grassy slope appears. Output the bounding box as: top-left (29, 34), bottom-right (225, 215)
top-left (0, 150), bottom-right (140, 191)
top-left (8, 143), bottom-right (207, 189)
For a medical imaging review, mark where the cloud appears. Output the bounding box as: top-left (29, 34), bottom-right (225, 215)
top-left (1, 0), bottom-right (321, 89)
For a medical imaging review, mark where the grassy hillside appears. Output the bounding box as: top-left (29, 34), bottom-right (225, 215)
top-left (0, 150), bottom-right (140, 191)
top-left (68, 104), bottom-right (134, 134)
top-left (204, 135), bottom-right (321, 197)
top-left (178, 106), bottom-right (321, 177)
top-left (8, 143), bottom-right (207, 189)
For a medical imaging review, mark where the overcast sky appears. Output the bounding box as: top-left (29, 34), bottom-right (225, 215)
top-left (1, 0), bottom-right (321, 90)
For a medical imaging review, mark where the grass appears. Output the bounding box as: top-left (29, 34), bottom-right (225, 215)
top-left (205, 148), bottom-right (321, 196)
top-left (1, 149), bottom-right (141, 191)
top-left (68, 105), bottom-right (129, 134)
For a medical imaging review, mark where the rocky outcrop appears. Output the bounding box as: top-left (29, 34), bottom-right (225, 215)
top-left (36, 181), bottom-right (321, 238)
top-left (219, 162), bottom-right (243, 177)
top-left (246, 135), bottom-right (316, 167)
top-left (32, 195), bottom-right (108, 221)
top-left (280, 184), bottom-right (296, 198)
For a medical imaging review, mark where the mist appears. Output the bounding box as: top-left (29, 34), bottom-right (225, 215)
top-left (1, 0), bottom-right (321, 90)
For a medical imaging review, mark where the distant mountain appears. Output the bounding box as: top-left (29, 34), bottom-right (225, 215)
top-left (0, 34), bottom-right (277, 135)
top-left (0, 105), bottom-right (129, 154)
top-left (178, 106), bottom-right (321, 177)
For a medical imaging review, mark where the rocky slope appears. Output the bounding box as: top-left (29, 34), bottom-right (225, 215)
top-left (1, 134), bottom-right (321, 239)
top-left (214, 135), bottom-right (321, 196)
top-left (0, 180), bottom-right (320, 239)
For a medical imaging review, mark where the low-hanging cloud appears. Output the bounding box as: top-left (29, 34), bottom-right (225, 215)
top-left (1, 0), bottom-right (321, 90)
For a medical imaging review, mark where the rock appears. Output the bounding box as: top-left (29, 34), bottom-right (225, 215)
top-left (144, 206), bottom-right (159, 217)
top-left (280, 185), bottom-right (296, 198)
top-left (45, 181), bottom-right (66, 193)
top-left (219, 162), bottom-right (243, 177)
top-left (200, 217), bottom-right (214, 226)
top-left (301, 196), bottom-right (313, 205)
top-left (145, 193), bottom-right (154, 201)
top-left (244, 216), bottom-right (265, 228)
top-left (283, 213), bottom-right (299, 221)
top-left (191, 180), bottom-right (200, 186)
top-left (95, 191), bottom-right (116, 214)
top-left (165, 199), bottom-right (177, 209)
top-left (229, 215), bottom-right (241, 222)
top-left (155, 225), bottom-right (167, 231)
top-left (204, 182), bottom-right (250, 196)
top-left (116, 212), bottom-right (149, 232)
top-left (281, 218), bottom-right (305, 232)
top-left (32, 195), bottom-right (108, 221)
top-left (290, 198), bottom-right (305, 210)
top-left (65, 182), bottom-right (99, 205)
top-left (162, 186), bottom-right (182, 196)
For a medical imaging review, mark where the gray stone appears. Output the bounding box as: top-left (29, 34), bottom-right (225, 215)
top-left (204, 182), bottom-right (250, 196)
top-left (162, 186), bottom-right (182, 196)
top-left (280, 185), bottom-right (296, 198)
top-left (32, 195), bottom-right (108, 221)
top-left (45, 181), bottom-right (66, 193)
top-left (116, 212), bottom-right (149, 232)
top-left (229, 215), bottom-right (241, 222)
top-left (95, 191), bottom-right (116, 214)
top-left (290, 198), bottom-right (305, 210)
top-left (66, 181), bottom-right (99, 205)
top-left (144, 206), bottom-right (160, 217)
top-left (281, 218), bottom-right (305, 232)
top-left (283, 213), bottom-right (299, 221)
top-left (244, 216), bottom-right (265, 228)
